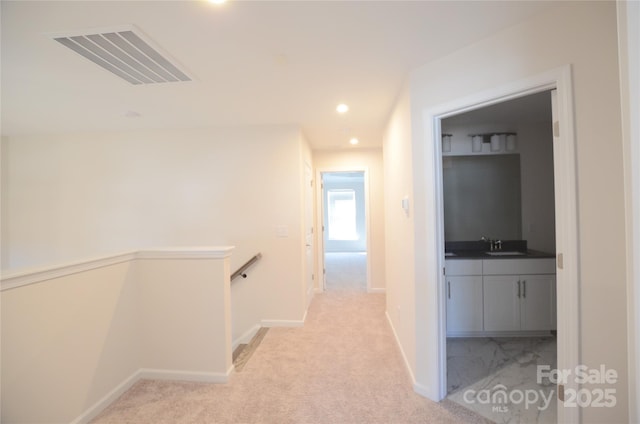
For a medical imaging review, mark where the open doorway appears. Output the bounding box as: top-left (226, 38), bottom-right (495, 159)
top-left (441, 91), bottom-right (558, 423)
top-left (418, 67), bottom-right (579, 424)
top-left (320, 171), bottom-right (368, 291)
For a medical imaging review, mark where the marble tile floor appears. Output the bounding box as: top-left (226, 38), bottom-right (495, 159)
top-left (447, 336), bottom-right (557, 423)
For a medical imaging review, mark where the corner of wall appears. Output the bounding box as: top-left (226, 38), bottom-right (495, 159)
top-left (1, 136), bottom-right (10, 270)
top-left (382, 77), bottom-right (418, 383)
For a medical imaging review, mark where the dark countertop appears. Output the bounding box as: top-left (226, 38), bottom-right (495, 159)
top-left (444, 240), bottom-right (555, 259)
top-left (445, 249), bottom-right (555, 259)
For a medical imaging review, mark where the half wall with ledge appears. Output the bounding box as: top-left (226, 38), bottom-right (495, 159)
top-left (1, 246), bottom-right (234, 424)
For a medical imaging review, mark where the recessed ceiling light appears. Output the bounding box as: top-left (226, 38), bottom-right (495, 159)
top-left (349, 138), bottom-right (359, 145)
top-left (336, 104), bottom-right (349, 114)
top-left (208, 0), bottom-right (227, 4)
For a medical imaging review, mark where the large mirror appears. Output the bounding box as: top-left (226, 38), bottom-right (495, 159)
top-left (443, 154), bottom-right (522, 241)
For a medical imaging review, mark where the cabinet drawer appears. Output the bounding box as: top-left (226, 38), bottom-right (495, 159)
top-left (445, 259), bottom-right (482, 276)
top-left (483, 258), bottom-right (556, 275)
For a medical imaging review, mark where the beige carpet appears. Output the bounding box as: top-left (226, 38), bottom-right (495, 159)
top-left (92, 291), bottom-right (489, 424)
top-left (324, 252), bottom-right (367, 291)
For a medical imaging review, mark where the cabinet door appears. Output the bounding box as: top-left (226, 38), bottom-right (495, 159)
top-left (483, 276), bottom-right (520, 331)
top-left (446, 276), bottom-right (483, 333)
top-left (520, 274), bottom-right (555, 331)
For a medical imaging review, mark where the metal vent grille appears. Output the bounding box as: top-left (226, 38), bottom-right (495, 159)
top-left (52, 27), bottom-right (191, 85)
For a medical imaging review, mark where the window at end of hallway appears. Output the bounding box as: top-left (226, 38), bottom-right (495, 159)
top-left (327, 189), bottom-right (358, 241)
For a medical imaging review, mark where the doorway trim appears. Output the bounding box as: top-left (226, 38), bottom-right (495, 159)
top-left (304, 161), bottom-right (315, 308)
top-left (424, 65), bottom-right (580, 423)
top-left (315, 167), bottom-right (373, 293)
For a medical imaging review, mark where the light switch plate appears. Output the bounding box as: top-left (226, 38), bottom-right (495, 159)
top-left (402, 196), bottom-right (410, 216)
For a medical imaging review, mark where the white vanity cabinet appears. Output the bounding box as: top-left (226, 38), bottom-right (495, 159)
top-left (483, 259), bottom-right (556, 332)
top-left (520, 274), bottom-right (556, 330)
top-left (483, 275), bottom-right (520, 331)
top-left (445, 260), bottom-right (483, 335)
top-left (445, 257), bottom-right (556, 336)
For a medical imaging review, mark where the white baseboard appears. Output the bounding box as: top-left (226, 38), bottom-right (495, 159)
top-left (413, 381), bottom-right (433, 399)
top-left (234, 313), bottom-right (310, 348)
top-left (385, 311), bottom-right (417, 386)
top-left (232, 324), bottom-right (261, 351)
top-left (385, 312), bottom-right (438, 400)
top-left (138, 367), bottom-right (232, 383)
top-left (70, 370), bottom-right (141, 424)
top-left (368, 287), bottom-right (386, 293)
top-left (262, 317), bottom-right (305, 327)
top-left (70, 366), bottom-right (233, 424)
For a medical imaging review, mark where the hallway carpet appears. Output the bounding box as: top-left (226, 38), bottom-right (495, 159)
top-left (324, 252), bottom-right (367, 291)
top-left (92, 291), bottom-right (488, 424)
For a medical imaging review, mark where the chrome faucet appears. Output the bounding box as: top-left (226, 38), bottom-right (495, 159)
top-left (481, 236), bottom-right (502, 251)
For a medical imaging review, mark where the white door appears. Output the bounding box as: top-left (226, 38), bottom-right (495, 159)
top-left (304, 163), bottom-right (314, 306)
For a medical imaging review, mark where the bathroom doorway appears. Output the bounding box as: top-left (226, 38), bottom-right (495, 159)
top-left (440, 91), bottom-right (558, 422)
top-left (319, 171), bottom-right (368, 291)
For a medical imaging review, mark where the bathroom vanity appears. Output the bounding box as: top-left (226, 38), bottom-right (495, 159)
top-left (441, 146), bottom-right (557, 337)
top-left (445, 253), bottom-right (556, 337)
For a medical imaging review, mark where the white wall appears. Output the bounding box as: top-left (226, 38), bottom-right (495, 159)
top-left (1, 249), bottom-right (233, 424)
top-left (519, 123), bottom-right (556, 253)
top-left (312, 148), bottom-right (386, 291)
top-left (2, 261), bottom-right (139, 424)
top-left (1, 136), bottom-right (8, 268)
top-left (382, 83), bottom-right (416, 378)
top-left (384, 2), bottom-right (629, 421)
top-left (1, 125), bottom-right (310, 344)
top-left (135, 257), bottom-right (232, 374)
top-left (441, 120), bottom-right (556, 253)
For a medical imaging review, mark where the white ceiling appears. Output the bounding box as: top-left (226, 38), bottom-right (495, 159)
top-left (1, 1), bottom-right (559, 150)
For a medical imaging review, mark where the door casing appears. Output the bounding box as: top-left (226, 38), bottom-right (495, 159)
top-left (424, 65), bottom-right (580, 424)
top-left (315, 167), bottom-right (372, 292)
top-left (304, 162), bottom-right (314, 307)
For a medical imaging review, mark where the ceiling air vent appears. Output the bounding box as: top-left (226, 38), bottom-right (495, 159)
top-left (51, 26), bottom-right (192, 85)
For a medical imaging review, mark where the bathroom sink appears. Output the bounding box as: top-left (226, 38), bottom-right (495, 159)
top-left (485, 251), bottom-right (526, 256)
